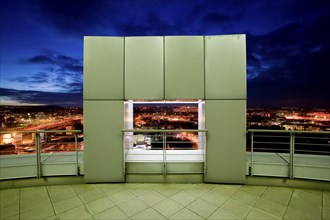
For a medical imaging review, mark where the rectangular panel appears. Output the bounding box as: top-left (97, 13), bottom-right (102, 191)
top-left (205, 35), bottom-right (246, 99)
top-left (204, 100), bottom-right (246, 183)
top-left (84, 100), bottom-right (124, 182)
top-left (165, 36), bottom-right (204, 99)
top-left (125, 37), bottom-right (164, 100)
top-left (84, 37), bottom-right (124, 100)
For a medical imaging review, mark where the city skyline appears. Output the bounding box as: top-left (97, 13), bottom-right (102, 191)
top-left (1, 0), bottom-right (330, 108)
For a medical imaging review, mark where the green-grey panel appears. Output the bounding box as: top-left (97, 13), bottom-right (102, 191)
top-left (204, 100), bottom-right (246, 183)
top-left (165, 36), bottom-right (204, 99)
top-left (205, 35), bottom-right (246, 99)
top-left (84, 37), bottom-right (124, 100)
top-left (125, 37), bottom-right (164, 100)
top-left (84, 100), bottom-right (124, 182)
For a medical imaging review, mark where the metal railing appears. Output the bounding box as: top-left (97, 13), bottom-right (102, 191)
top-left (122, 129), bottom-right (207, 175)
top-left (248, 129), bottom-right (330, 180)
top-left (0, 130), bottom-right (82, 179)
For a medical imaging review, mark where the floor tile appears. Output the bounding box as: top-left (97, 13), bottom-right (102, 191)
top-left (183, 184), bottom-right (210, 197)
top-left (125, 183), bottom-right (151, 196)
top-left (96, 183), bottom-right (125, 195)
top-left (323, 206), bottom-right (330, 220)
top-left (292, 188), bottom-right (322, 206)
top-left (0, 188), bottom-right (19, 201)
top-left (254, 197), bottom-right (287, 218)
top-left (240, 185), bottom-right (267, 197)
top-left (169, 208), bottom-right (204, 219)
top-left (0, 189), bottom-right (19, 219)
top-left (208, 207), bottom-right (243, 219)
top-left (0, 203), bottom-right (19, 220)
top-left (20, 195), bottom-right (52, 213)
top-left (20, 204), bottom-right (54, 220)
top-left (211, 185), bottom-right (239, 197)
top-left (85, 196), bottom-right (115, 215)
top-left (52, 195), bottom-right (83, 214)
top-left (138, 190), bottom-right (167, 206)
top-left (199, 190), bottom-right (229, 207)
top-left (198, 183), bottom-right (217, 190)
top-left (144, 183), bottom-right (164, 189)
top-left (44, 215), bottom-right (58, 220)
top-left (93, 206), bottom-right (128, 219)
top-left (284, 206), bottom-right (307, 220)
top-left (221, 198), bottom-right (253, 218)
top-left (47, 186), bottom-right (76, 203)
top-left (232, 189), bottom-right (260, 205)
top-left (20, 186), bottom-right (48, 196)
top-left (72, 184), bottom-right (97, 195)
top-left (288, 198), bottom-right (322, 219)
top-left (246, 207), bottom-right (282, 219)
top-left (47, 185), bottom-right (73, 193)
top-left (152, 198), bottom-right (184, 218)
top-left (78, 188), bottom-right (106, 204)
top-left (131, 207), bottom-right (166, 219)
top-left (170, 190), bottom-right (197, 206)
top-left (56, 205), bottom-right (91, 219)
top-left (186, 198), bottom-right (218, 218)
top-left (118, 197), bottom-right (149, 217)
top-left (4, 214), bottom-right (19, 220)
top-left (262, 186), bottom-right (293, 205)
top-left (107, 189), bottom-right (136, 204)
top-left (154, 184), bottom-right (186, 197)
top-left (323, 192), bottom-right (330, 220)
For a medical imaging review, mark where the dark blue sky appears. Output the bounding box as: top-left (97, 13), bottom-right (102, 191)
top-left (0, 0), bottom-right (329, 108)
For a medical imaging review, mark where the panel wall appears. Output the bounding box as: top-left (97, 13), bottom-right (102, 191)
top-left (84, 37), bottom-right (124, 100)
top-left (204, 100), bottom-right (246, 183)
top-left (205, 35), bottom-right (246, 99)
top-left (165, 36), bottom-right (204, 99)
top-left (125, 37), bottom-right (164, 100)
top-left (84, 101), bottom-right (124, 182)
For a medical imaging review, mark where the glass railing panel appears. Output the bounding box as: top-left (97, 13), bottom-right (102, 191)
top-left (293, 132), bottom-right (330, 180)
top-left (248, 129), bottom-right (330, 180)
top-left (0, 130), bottom-right (82, 179)
top-left (0, 131), bottom-right (38, 179)
top-left (122, 129), bottom-right (207, 175)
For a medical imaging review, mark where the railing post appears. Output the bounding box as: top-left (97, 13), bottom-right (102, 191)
top-left (122, 132), bottom-right (126, 176)
top-left (74, 133), bottom-right (79, 176)
top-left (204, 132), bottom-right (207, 174)
top-left (289, 132), bottom-right (295, 179)
top-left (35, 132), bottom-right (41, 178)
top-left (250, 131), bottom-right (254, 176)
top-left (163, 131), bottom-right (167, 176)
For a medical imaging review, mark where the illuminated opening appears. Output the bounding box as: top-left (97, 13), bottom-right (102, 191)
top-left (124, 100), bottom-right (205, 150)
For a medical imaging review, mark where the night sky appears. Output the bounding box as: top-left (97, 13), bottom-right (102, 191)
top-left (1, 0), bottom-right (329, 108)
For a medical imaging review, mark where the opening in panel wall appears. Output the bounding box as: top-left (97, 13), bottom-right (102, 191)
top-left (123, 100), bottom-right (206, 174)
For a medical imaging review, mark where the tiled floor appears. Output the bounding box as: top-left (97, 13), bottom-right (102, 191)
top-left (1, 183), bottom-right (329, 219)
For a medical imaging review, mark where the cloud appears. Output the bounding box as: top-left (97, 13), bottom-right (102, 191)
top-left (0, 88), bottom-right (82, 107)
top-left (12, 51), bottom-right (83, 93)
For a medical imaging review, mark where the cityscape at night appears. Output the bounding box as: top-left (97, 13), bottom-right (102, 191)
top-left (133, 103), bottom-right (199, 150)
top-left (2, 104), bottom-right (329, 154)
top-left (0, 105), bottom-right (83, 154)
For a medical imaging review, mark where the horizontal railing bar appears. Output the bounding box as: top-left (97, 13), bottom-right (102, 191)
top-left (252, 148), bottom-right (290, 151)
top-left (0, 130), bottom-right (82, 134)
top-left (254, 142), bottom-right (289, 145)
top-left (295, 143), bottom-right (330, 147)
top-left (122, 129), bottom-right (208, 133)
top-left (252, 162), bottom-right (288, 165)
top-left (294, 149), bottom-right (330, 154)
top-left (248, 129), bottom-right (330, 134)
top-left (296, 136), bottom-right (330, 140)
top-left (254, 135), bottom-right (290, 138)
